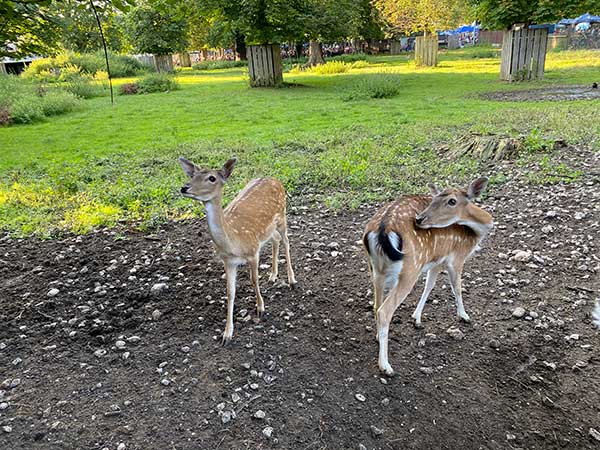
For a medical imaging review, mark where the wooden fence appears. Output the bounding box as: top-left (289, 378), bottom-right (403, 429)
top-left (479, 30), bottom-right (503, 46)
top-left (500, 26), bottom-right (548, 81)
top-left (247, 44), bottom-right (283, 87)
top-left (415, 34), bottom-right (438, 66)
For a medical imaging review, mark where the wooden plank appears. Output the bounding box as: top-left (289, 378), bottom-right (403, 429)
top-left (537, 28), bottom-right (548, 78)
top-left (523, 28), bottom-right (533, 80)
top-left (530, 28), bottom-right (541, 80)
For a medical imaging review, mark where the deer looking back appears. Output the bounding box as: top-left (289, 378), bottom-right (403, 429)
top-left (179, 157), bottom-right (297, 344)
top-left (363, 177), bottom-right (493, 376)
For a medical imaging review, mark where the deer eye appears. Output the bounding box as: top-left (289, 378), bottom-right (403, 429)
top-left (448, 198), bottom-right (457, 206)
top-left (208, 175), bottom-right (216, 183)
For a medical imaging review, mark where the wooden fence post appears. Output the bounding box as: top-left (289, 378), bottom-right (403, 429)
top-left (247, 44), bottom-right (283, 87)
top-left (415, 33), bottom-right (438, 66)
top-left (500, 25), bottom-right (548, 81)
top-left (179, 52), bottom-right (191, 67)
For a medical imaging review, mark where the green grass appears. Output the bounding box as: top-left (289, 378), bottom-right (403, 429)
top-left (1, 48), bottom-right (599, 236)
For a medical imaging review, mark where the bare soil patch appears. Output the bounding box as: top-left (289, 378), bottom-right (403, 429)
top-left (1, 154), bottom-right (599, 450)
top-left (482, 84), bottom-right (600, 102)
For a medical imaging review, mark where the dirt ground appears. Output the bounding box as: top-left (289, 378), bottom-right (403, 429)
top-left (482, 84), bottom-right (600, 102)
top-left (1, 151), bottom-right (599, 450)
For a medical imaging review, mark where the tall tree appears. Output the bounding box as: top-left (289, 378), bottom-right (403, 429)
top-left (124, 1), bottom-right (188, 71)
top-left (374, 0), bottom-right (469, 36)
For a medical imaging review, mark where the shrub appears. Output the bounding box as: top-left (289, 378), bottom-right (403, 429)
top-left (137, 73), bottom-right (178, 93)
top-left (350, 60), bottom-right (369, 69)
top-left (0, 74), bottom-right (81, 125)
top-left (330, 53), bottom-right (368, 63)
top-left (119, 82), bottom-right (139, 95)
top-left (192, 60), bottom-right (246, 70)
top-left (309, 61), bottom-right (351, 75)
top-left (342, 73), bottom-right (401, 101)
top-left (40, 91), bottom-right (80, 116)
top-left (64, 76), bottom-right (104, 99)
top-left (22, 52), bottom-right (146, 81)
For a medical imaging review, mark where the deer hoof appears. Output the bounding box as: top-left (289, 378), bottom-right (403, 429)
top-left (413, 321), bottom-right (425, 329)
top-left (256, 309), bottom-right (265, 320)
top-left (459, 314), bottom-right (471, 323)
top-left (289, 281), bottom-right (298, 290)
top-left (380, 362), bottom-right (395, 377)
top-left (221, 334), bottom-right (232, 347)
top-left (268, 274), bottom-right (277, 283)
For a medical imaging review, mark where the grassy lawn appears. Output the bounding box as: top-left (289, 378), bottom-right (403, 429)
top-left (1, 47), bottom-right (599, 236)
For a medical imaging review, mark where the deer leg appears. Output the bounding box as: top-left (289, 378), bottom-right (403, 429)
top-left (222, 261), bottom-right (238, 345)
top-left (279, 220), bottom-right (297, 287)
top-left (376, 272), bottom-right (418, 376)
top-left (411, 264), bottom-right (443, 328)
top-left (249, 255), bottom-right (265, 319)
top-left (372, 269), bottom-right (385, 323)
top-left (269, 231), bottom-right (281, 283)
top-left (447, 261), bottom-right (470, 323)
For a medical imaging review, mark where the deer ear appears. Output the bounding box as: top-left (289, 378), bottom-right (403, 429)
top-left (428, 183), bottom-right (441, 196)
top-left (220, 158), bottom-right (237, 181)
top-left (467, 177), bottom-right (489, 200)
top-left (178, 157), bottom-right (197, 178)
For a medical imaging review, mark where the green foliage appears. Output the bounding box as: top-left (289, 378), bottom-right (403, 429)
top-left (472, 0), bottom-right (598, 29)
top-left (330, 53), bottom-right (369, 63)
top-left (137, 73), bottom-right (178, 94)
top-left (192, 60), bottom-right (247, 70)
top-left (1, 0), bottom-right (134, 58)
top-left (22, 52), bottom-right (145, 81)
top-left (342, 73), bottom-right (401, 100)
top-left (522, 128), bottom-right (552, 153)
top-left (124, 2), bottom-right (188, 55)
top-left (63, 75), bottom-right (105, 99)
top-left (374, 0), bottom-right (471, 34)
top-left (0, 75), bottom-right (80, 125)
top-left (309, 61), bottom-right (352, 74)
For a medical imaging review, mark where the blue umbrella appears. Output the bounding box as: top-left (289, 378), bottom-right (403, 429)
top-left (575, 13), bottom-right (600, 23)
top-left (558, 18), bottom-right (577, 25)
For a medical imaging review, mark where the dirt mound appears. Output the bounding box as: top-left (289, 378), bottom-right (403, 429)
top-left (0, 163), bottom-right (599, 449)
top-left (482, 84), bottom-right (600, 102)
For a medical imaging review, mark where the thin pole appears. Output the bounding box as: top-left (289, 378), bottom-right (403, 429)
top-left (89, 0), bottom-right (114, 105)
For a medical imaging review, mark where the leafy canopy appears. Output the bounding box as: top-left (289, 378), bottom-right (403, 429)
top-left (124, 1), bottom-right (189, 55)
top-left (374, 0), bottom-right (471, 35)
top-left (471, 0), bottom-right (600, 29)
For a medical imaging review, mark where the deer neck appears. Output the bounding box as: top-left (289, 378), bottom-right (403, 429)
top-left (458, 204), bottom-right (493, 238)
top-left (203, 198), bottom-right (230, 251)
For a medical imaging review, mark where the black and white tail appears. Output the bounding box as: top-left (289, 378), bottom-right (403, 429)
top-left (593, 300), bottom-right (600, 330)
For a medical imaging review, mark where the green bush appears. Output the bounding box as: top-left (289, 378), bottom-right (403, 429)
top-left (309, 61), bottom-right (351, 75)
top-left (40, 91), bottom-right (80, 116)
top-left (330, 53), bottom-right (368, 63)
top-left (22, 52), bottom-right (146, 81)
top-left (64, 75), bottom-right (105, 99)
top-left (342, 73), bottom-right (401, 101)
top-left (192, 60), bottom-right (246, 70)
top-left (119, 82), bottom-right (139, 95)
top-left (0, 74), bottom-right (81, 125)
top-left (137, 73), bottom-right (178, 93)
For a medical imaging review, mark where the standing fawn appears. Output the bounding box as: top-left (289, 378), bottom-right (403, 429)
top-left (179, 157), bottom-right (297, 344)
top-left (363, 177), bottom-right (493, 375)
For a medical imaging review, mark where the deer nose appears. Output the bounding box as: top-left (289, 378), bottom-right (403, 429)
top-left (415, 216), bottom-right (424, 225)
top-left (180, 185), bottom-right (189, 194)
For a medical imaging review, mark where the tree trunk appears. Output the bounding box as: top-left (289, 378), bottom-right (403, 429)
top-left (307, 40), bottom-right (324, 66)
top-left (247, 44), bottom-right (283, 87)
top-left (154, 54), bottom-right (174, 72)
top-left (295, 42), bottom-right (303, 60)
top-left (235, 33), bottom-right (247, 61)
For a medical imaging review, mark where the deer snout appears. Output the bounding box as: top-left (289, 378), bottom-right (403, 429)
top-left (415, 215), bottom-right (425, 226)
top-left (180, 185), bottom-right (190, 194)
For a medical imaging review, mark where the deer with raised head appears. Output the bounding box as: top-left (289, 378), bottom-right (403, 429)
top-left (363, 177), bottom-right (493, 376)
top-left (178, 157), bottom-right (297, 344)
